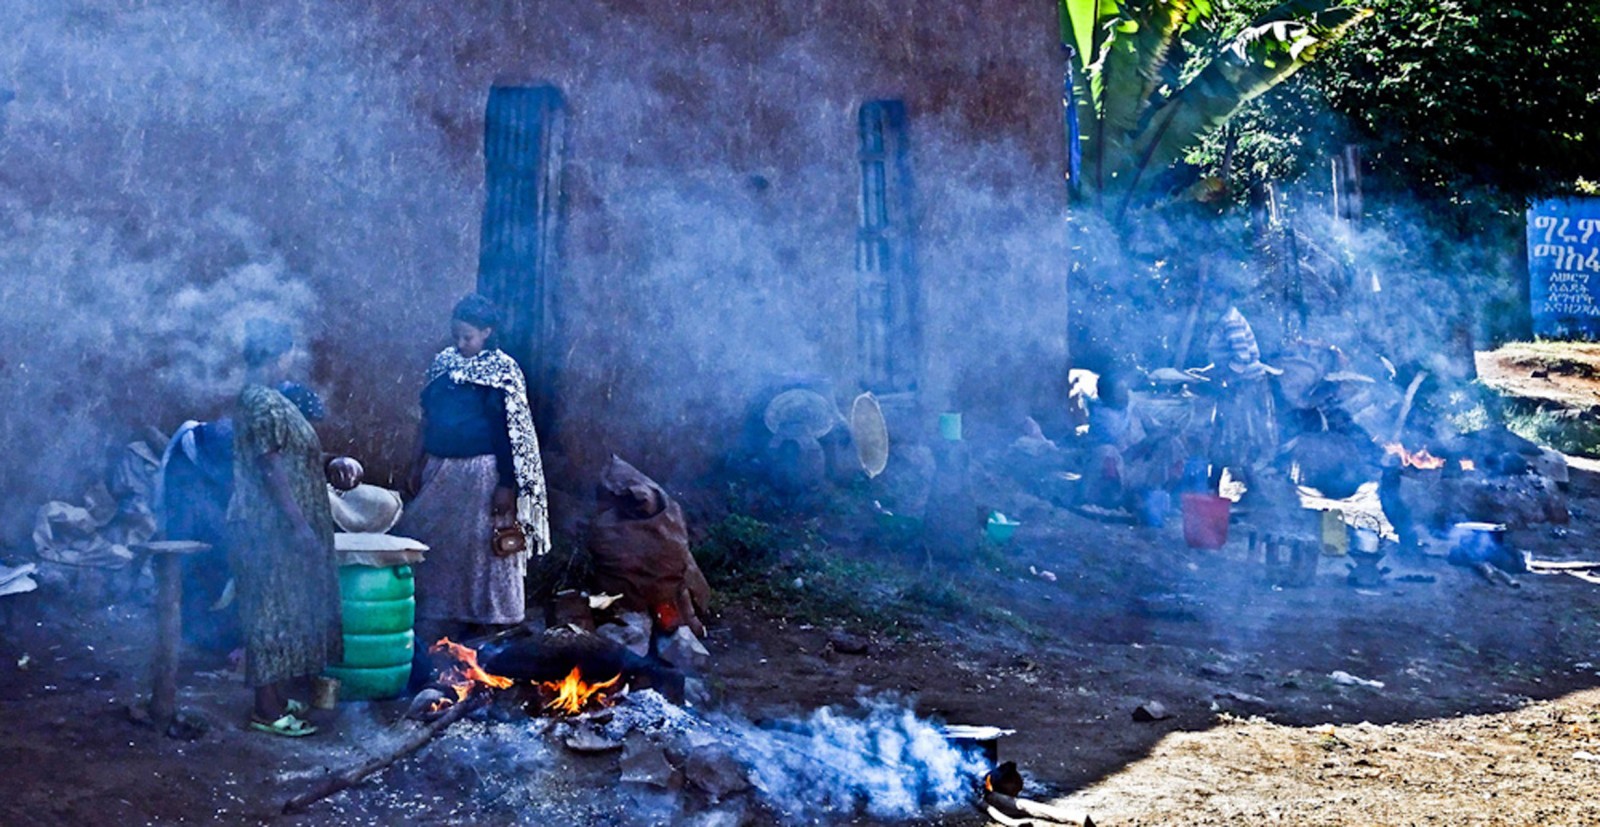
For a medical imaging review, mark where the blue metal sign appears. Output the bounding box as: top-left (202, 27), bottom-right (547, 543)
top-left (1529, 197), bottom-right (1600, 338)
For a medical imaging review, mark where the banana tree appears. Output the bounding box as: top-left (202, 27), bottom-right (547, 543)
top-left (1060, 0), bottom-right (1372, 219)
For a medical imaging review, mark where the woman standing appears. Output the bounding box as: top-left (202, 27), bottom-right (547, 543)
top-left (399, 294), bottom-right (550, 643)
top-left (226, 320), bottom-right (343, 737)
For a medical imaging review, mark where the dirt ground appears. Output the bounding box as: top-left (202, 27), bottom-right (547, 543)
top-left (1478, 342), bottom-right (1600, 414)
top-left (4, 366), bottom-right (1600, 825)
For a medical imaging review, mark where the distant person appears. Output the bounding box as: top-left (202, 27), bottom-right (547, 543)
top-left (397, 294), bottom-right (550, 651)
top-left (1205, 306), bottom-right (1281, 490)
top-left (159, 417), bottom-right (238, 653)
top-left (225, 320), bottom-right (351, 737)
top-left (1080, 367), bottom-right (1182, 518)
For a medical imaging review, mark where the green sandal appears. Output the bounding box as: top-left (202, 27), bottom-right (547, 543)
top-left (250, 713), bottom-right (317, 737)
top-left (284, 699), bottom-right (309, 716)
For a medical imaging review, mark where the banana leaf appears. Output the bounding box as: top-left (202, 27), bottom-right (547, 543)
top-left (1061, 0), bottom-right (1120, 197)
top-left (1094, 0), bottom-right (1201, 175)
top-left (1111, 2), bottom-right (1371, 215)
top-left (1060, 0), bottom-right (1122, 78)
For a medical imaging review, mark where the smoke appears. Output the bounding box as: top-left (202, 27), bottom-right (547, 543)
top-left (714, 695), bottom-right (989, 821)
top-left (0, 0), bottom-right (1516, 541)
top-left (0, 0), bottom-right (462, 527)
top-left (399, 692), bottom-right (989, 824)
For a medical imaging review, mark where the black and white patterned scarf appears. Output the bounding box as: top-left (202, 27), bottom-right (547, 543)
top-left (426, 347), bottom-right (550, 555)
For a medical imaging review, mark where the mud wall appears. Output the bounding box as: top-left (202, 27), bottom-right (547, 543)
top-left (0, 0), bottom-right (1070, 541)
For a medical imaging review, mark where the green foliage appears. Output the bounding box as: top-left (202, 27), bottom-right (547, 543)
top-left (1060, 0), bottom-right (1371, 215)
top-left (1203, 0), bottom-right (1600, 217)
top-left (696, 513), bottom-right (782, 585)
top-left (1115, 2), bottom-right (1372, 210)
top-left (1312, 0), bottom-right (1600, 204)
top-left (1506, 407), bottom-right (1600, 458)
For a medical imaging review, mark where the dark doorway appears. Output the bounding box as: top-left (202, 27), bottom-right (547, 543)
top-left (476, 85), bottom-right (566, 432)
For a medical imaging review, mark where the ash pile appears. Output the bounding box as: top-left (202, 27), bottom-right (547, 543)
top-left (391, 627), bottom-right (994, 826)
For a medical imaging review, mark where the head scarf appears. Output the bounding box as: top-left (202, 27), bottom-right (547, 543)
top-left (426, 347), bottom-right (550, 554)
top-left (242, 318), bottom-right (294, 368)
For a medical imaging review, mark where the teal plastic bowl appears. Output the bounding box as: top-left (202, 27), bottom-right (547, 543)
top-left (985, 517), bottom-right (1019, 544)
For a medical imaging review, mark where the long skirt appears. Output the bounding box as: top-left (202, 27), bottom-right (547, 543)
top-left (228, 518), bottom-right (342, 688)
top-left (396, 454), bottom-right (527, 625)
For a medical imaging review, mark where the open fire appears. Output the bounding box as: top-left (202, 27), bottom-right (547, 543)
top-left (428, 637), bottom-right (513, 712)
top-left (539, 666), bottom-right (623, 715)
top-left (424, 637), bottom-right (625, 718)
top-left (1384, 443), bottom-right (1478, 472)
top-left (1384, 442), bottom-right (1446, 470)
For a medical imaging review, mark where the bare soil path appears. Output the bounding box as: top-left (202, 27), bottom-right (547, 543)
top-left (4, 364), bottom-right (1600, 824)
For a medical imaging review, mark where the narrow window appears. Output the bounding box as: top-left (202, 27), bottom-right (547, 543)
top-left (856, 100), bottom-right (920, 394)
top-left (477, 85), bottom-right (565, 419)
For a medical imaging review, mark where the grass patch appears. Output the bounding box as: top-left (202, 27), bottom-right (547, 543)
top-left (1506, 408), bottom-right (1600, 457)
top-left (697, 513), bottom-right (903, 629)
top-left (695, 512), bottom-right (1042, 636)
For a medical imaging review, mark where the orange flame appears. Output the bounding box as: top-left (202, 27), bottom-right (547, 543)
top-left (539, 666), bottom-right (622, 715)
top-left (427, 637), bottom-right (513, 711)
top-left (1384, 443), bottom-right (1446, 470)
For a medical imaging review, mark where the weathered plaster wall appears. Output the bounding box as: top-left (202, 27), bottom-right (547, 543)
top-left (0, 0), bottom-right (1070, 541)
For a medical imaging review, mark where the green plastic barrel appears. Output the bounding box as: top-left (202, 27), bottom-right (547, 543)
top-left (341, 598), bottom-right (415, 635)
top-left (339, 564), bottom-right (415, 601)
top-left (328, 564), bottom-right (415, 700)
top-left (325, 663), bottom-right (412, 700)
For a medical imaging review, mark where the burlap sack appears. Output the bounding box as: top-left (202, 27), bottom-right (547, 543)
top-left (587, 456), bottom-right (710, 637)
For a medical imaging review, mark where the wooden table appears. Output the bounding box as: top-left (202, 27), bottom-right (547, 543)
top-left (130, 541), bottom-right (213, 731)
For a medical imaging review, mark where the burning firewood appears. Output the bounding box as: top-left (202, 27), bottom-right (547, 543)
top-left (540, 665), bottom-right (623, 715)
top-left (482, 626), bottom-right (687, 704)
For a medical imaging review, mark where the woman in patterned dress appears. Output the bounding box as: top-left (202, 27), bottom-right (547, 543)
top-left (398, 295), bottom-right (550, 648)
top-left (226, 320), bottom-right (343, 737)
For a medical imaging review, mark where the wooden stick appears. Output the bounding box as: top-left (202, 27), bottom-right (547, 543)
top-left (1473, 562), bottom-right (1520, 589)
top-left (149, 553), bottom-right (182, 730)
top-left (282, 694), bottom-right (487, 814)
top-left (985, 792), bottom-right (1095, 826)
top-left (460, 619), bottom-right (540, 649)
top-left (133, 542), bottom-right (210, 733)
top-left (1391, 371), bottom-right (1429, 443)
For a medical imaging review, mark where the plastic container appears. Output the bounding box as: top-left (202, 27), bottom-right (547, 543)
top-left (327, 564), bottom-right (415, 700)
top-left (338, 565), bottom-right (415, 602)
top-left (338, 630), bottom-right (415, 668)
top-left (1181, 493), bottom-right (1230, 550)
top-left (985, 512), bottom-right (1019, 543)
top-left (1319, 510), bottom-right (1348, 556)
top-left (1136, 489), bottom-right (1172, 528)
top-left (311, 675), bottom-right (340, 710)
top-left (340, 598), bottom-right (415, 634)
top-left (938, 412), bottom-right (963, 441)
top-left (324, 663), bottom-right (413, 700)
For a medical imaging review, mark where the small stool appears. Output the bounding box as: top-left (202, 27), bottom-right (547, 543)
top-left (130, 541), bottom-right (212, 730)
